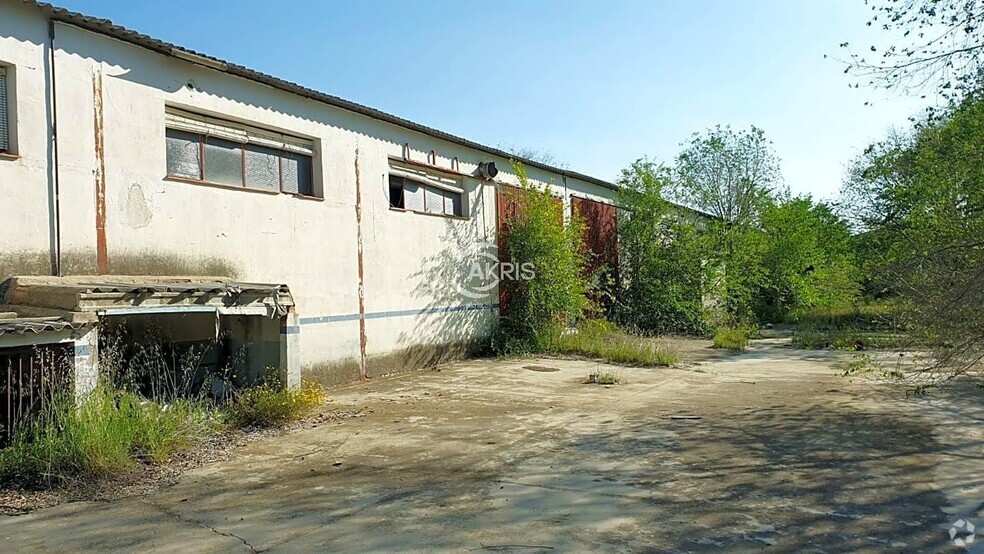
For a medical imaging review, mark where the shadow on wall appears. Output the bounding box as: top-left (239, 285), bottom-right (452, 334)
top-left (303, 187), bottom-right (495, 386)
top-left (0, 249), bottom-right (238, 280)
top-left (394, 188), bottom-right (496, 377)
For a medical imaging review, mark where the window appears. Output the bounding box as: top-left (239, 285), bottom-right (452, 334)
top-left (0, 66), bottom-right (9, 154)
top-left (164, 108), bottom-right (317, 197)
top-left (389, 174), bottom-right (464, 217)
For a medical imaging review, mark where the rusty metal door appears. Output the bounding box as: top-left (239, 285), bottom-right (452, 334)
top-left (572, 196), bottom-right (618, 313)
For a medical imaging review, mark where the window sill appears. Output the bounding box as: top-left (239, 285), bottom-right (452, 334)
top-left (389, 206), bottom-right (468, 221)
top-left (289, 192), bottom-right (324, 202)
top-left (0, 152), bottom-right (20, 161)
top-left (165, 175), bottom-right (323, 200)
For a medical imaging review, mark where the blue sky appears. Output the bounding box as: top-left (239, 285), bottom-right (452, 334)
top-left (55, 0), bottom-right (929, 200)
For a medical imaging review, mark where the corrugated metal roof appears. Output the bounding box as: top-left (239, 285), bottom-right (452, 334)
top-left (73, 281), bottom-right (290, 295)
top-left (22, 0), bottom-right (623, 192)
top-left (0, 317), bottom-right (82, 336)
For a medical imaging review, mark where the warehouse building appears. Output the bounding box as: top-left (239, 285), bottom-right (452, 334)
top-left (0, 0), bottom-right (623, 412)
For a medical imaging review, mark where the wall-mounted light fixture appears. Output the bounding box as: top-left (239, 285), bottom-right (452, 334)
top-left (477, 161), bottom-right (498, 180)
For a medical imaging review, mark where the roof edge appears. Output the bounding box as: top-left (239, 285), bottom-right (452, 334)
top-left (26, 1), bottom-right (622, 191)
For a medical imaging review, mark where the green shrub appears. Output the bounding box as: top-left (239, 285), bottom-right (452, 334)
top-left (0, 386), bottom-right (214, 487)
top-left (494, 162), bottom-right (593, 354)
top-left (227, 379), bottom-right (326, 428)
top-left (614, 160), bottom-right (710, 335)
top-left (712, 327), bottom-right (750, 351)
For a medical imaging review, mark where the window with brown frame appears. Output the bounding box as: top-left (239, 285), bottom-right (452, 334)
top-left (389, 174), bottom-right (463, 217)
top-left (164, 108), bottom-right (316, 197)
top-left (0, 66), bottom-right (10, 154)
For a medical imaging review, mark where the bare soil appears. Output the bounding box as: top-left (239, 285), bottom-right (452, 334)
top-left (1, 338), bottom-right (980, 552)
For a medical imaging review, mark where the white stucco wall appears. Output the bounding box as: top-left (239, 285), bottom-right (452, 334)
top-left (0, 3), bottom-right (620, 382)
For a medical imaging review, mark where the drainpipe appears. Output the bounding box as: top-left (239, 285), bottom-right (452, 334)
top-left (47, 20), bottom-right (62, 277)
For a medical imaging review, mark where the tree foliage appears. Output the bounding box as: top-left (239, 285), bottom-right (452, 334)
top-left (669, 126), bottom-right (785, 324)
top-left (842, 0), bottom-right (984, 98)
top-left (614, 160), bottom-right (709, 335)
top-left (757, 198), bottom-right (860, 321)
top-left (494, 162), bottom-right (592, 353)
top-left (673, 125), bottom-right (782, 225)
top-left (841, 90), bottom-right (984, 383)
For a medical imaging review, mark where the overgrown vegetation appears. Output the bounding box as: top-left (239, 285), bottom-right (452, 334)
top-left (493, 162), bottom-right (593, 354)
top-left (544, 320), bottom-right (679, 367)
top-left (227, 378), bottom-right (326, 428)
top-left (712, 327), bottom-right (749, 351)
top-left (789, 302), bottom-right (909, 350)
top-left (0, 328), bottom-right (326, 489)
top-left (615, 160), bottom-right (709, 335)
top-left (0, 387), bottom-right (215, 487)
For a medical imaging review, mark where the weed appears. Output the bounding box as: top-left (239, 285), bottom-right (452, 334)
top-left (0, 386), bottom-right (215, 487)
top-left (587, 373), bottom-right (622, 385)
top-left (227, 376), bottom-right (326, 428)
top-left (712, 327), bottom-right (749, 351)
top-left (545, 321), bottom-right (679, 366)
top-left (842, 354), bottom-right (873, 377)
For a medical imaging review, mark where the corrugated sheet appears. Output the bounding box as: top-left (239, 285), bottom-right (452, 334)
top-left (73, 281), bottom-right (290, 295)
top-left (0, 317), bottom-right (82, 336)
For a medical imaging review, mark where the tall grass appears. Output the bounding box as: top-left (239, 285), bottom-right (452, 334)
top-left (0, 387), bottom-right (215, 487)
top-left (544, 320), bottom-right (679, 367)
top-left (790, 301), bottom-right (910, 350)
top-left (712, 327), bottom-right (750, 351)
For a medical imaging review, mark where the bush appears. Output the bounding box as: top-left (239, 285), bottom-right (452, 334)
top-left (494, 162), bottom-right (593, 354)
top-left (712, 327), bottom-right (750, 351)
top-left (615, 160), bottom-right (710, 335)
top-left (0, 386), bottom-right (214, 487)
top-left (227, 379), bottom-right (326, 428)
top-left (545, 320), bottom-right (679, 366)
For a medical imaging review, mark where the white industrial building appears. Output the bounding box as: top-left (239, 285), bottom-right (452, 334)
top-left (0, 0), bottom-right (623, 415)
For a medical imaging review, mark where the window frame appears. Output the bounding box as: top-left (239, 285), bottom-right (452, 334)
top-left (0, 65), bottom-right (13, 157)
top-left (163, 109), bottom-right (319, 199)
top-left (388, 174), bottom-right (466, 219)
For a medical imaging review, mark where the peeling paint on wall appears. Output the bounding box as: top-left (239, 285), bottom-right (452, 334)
top-left (123, 184), bottom-right (152, 228)
top-left (92, 69), bottom-right (108, 275)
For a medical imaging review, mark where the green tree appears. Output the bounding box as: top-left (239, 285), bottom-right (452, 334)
top-left (757, 198), bottom-right (859, 321)
top-left (672, 125), bottom-right (783, 324)
top-left (841, 90), bottom-right (984, 383)
top-left (615, 159), bottom-right (709, 335)
top-left (841, 0), bottom-right (984, 98)
top-left (494, 162), bottom-right (592, 353)
top-left (673, 125), bottom-right (782, 225)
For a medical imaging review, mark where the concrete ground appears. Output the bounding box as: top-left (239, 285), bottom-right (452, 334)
top-left (1, 338), bottom-right (982, 552)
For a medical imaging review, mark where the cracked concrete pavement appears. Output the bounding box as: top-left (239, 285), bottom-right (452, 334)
top-left (1, 338), bottom-right (981, 552)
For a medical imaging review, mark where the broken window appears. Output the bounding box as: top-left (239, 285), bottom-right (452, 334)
top-left (388, 174), bottom-right (464, 217)
top-left (0, 66), bottom-right (9, 154)
top-left (164, 108), bottom-right (318, 197)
